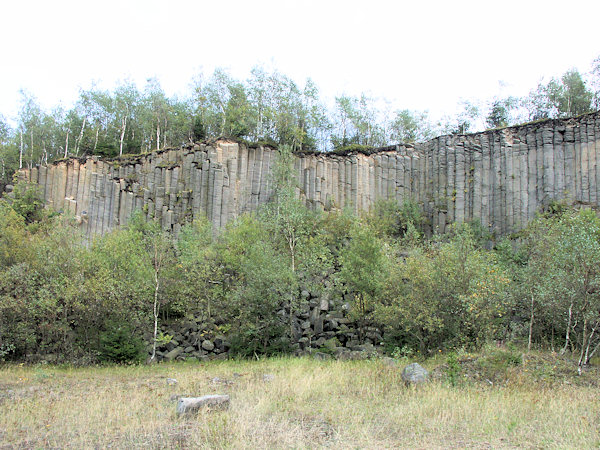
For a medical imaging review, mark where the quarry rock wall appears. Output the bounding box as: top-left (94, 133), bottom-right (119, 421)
top-left (17, 111), bottom-right (600, 237)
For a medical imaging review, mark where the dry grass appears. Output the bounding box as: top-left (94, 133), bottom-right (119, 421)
top-left (0, 356), bottom-right (599, 449)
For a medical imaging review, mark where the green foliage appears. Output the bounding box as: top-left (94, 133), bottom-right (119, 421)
top-left (377, 224), bottom-right (511, 353)
top-left (176, 217), bottom-right (218, 317)
top-left (0, 201), bottom-right (28, 266)
top-left (338, 222), bottom-right (389, 341)
top-left (10, 181), bottom-right (45, 223)
top-left (330, 94), bottom-right (386, 149)
top-left (390, 109), bottom-right (433, 143)
top-left (365, 198), bottom-right (424, 240)
top-left (2, 162), bottom-right (600, 366)
top-left (485, 97), bottom-right (517, 129)
top-left (443, 100), bottom-right (480, 134)
top-left (523, 69), bottom-right (594, 120)
top-left (475, 346), bottom-right (521, 381)
top-left (445, 351), bottom-right (461, 387)
top-left (99, 322), bottom-right (145, 363)
top-left (217, 215), bottom-right (293, 356)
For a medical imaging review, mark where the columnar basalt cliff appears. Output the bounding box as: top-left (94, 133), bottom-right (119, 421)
top-left (16, 111), bottom-right (600, 236)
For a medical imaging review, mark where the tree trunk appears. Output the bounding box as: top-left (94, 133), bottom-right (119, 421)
top-left (150, 269), bottom-right (160, 362)
top-left (583, 320), bottom-right (599, 365)
top-left (288, 240), bottom-right (296, 341)
top-left (163, 116), bottom-right (168, 149)
top-left (578, 318), bottom-right (588, 375)
top-left (156, 119), bottom-right (160, 151)
top-left (64, 128), bottom-right (70, 158)
top-left (561, 302), bottom-right (573, 355)
top-left (527, 294), bottom-right (535, 352)
top-left (75, 116), bottom-right (87, 156)
top-left (29, 130), bottom-right (34, 169)
top-left (93, 127), bottom-right (99, 153)
top-left (119, 116), bottom-right (127, 156)
top-left (19, 130), bottom-right (23, 169)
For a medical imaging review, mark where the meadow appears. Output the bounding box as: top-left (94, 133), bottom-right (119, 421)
top-left (1, 351), bottom-right (598, 449)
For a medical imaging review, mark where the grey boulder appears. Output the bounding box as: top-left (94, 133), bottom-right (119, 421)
top-left (401, 363), bottom-right (429, 385)
top-left (176, 395), bottom-right (230, 415)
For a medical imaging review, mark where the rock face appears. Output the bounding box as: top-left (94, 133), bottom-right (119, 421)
top-left (176, 395), bottom-right (230, 415)
top-left (15, 112), bottom-right (600, 238)
top-left (401, 363), bottom-right (429, 385)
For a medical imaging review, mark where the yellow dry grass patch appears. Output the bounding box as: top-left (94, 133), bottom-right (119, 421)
top-left (0, 358), bottom-right (598, 448)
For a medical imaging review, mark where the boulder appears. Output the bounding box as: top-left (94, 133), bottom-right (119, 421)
top-left (353, 342), bottom-right (376, 353)
top-left (176, 395), bottom-right (230, 415)
top-left (314, 336), bottom-right (327, 347)
top-left (165, 340), bottom-right (179, 352)
top-left (164, 347), bottom-right (184, 361)
top-left (381, 357), bottom-right (397, 367)
top-left (262, 374), bottom-right (275, 382)
top-left (309, 307), bottom-right (319, 325)
top-left (201, 340), bottom-right (215, 351)
top-left (313, 351), bottom-right (332, 361)
top-left (213, 336), bottom-right (228, 351)
top-left (314, 316), bottom-right (324, 335)
top-left (336, 350), bottom-right (365, 360)
top-left (319, 297), bottom-right (329, 311)
top-left (401, 363), bottom-right (429, 385)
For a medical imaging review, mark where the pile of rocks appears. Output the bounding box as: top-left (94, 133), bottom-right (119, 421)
top-left (151, 319), bottom-right (229, 362)
top-left (149, 281), bottom-right (385, 362)
top-left (292, 290), bottom-right (383, 354)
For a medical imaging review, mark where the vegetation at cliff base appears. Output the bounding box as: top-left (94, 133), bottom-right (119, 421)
top-left (1, 171), bottom-right (599, 373)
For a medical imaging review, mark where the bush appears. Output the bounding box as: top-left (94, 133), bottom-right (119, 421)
top-left (99, 323), bottom-right (145, 363)
top-left (10, 182), bottom-right (45, 224)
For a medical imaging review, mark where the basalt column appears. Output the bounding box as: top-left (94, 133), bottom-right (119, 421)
top-left (15, 111), bottom-right (600, 238)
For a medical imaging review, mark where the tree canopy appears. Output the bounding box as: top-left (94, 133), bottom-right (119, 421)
top-left (0, 57), bottom-right (599, 188)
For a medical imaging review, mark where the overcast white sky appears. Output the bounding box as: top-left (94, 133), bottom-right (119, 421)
top-left (1, 0), bottom-right (599, 123)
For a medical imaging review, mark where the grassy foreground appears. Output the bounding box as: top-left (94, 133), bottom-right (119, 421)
top-left (0, 354), bottom-right (599, 449)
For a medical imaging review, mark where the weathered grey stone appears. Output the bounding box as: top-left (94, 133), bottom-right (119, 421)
top-left (314, 337), bottom-right (327, 347)
top-left (319, 296), bottom-right (329, 311)
top-left (165, 340), bottom-right (179, 352)
top-left (313, 352), bottom-right (332, 361)
top-left (164, 347), bottom-right (184, 361)
top-left (201, 340), bottom-right (215, 351)
top-left (336, 350), bottom-right (366, 360)
top-left (13, 113), bottom-right (600, 240)
top-left (309, 306), bottom-right (319, 326)
top-left (314, 316), bottom-right (324, 335)
top-left (176, 395), bottom-right (230, 415)
top-left (381, 357), bottom-right (397, 367)
top-left (401, 363), bottom-right (429, 385)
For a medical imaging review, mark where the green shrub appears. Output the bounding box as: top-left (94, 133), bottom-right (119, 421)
top-left (446, 351), bottom-right (461, 387)
top-left (476, 347), bottom-right (521, 380)
top-left (99, 323), bottom-right (145, 363)
top-left (10, 182), bottom-right (45, 224)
